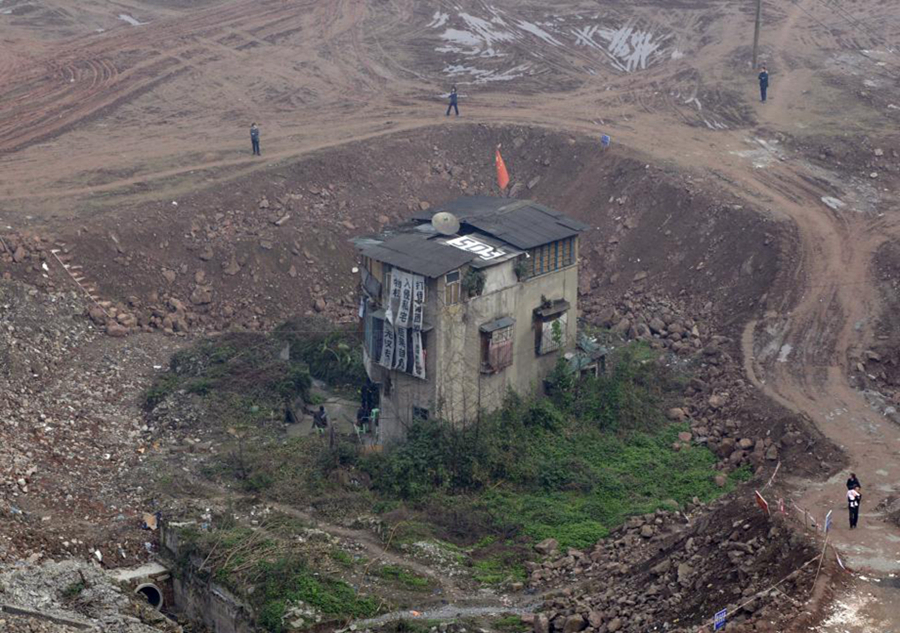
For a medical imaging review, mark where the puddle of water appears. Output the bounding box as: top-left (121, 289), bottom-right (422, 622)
top-left (821, 196), bottom-right (845, 210)
top-left (430, 6), bottom-right (670, 79)
top-left (777, 344), bottom-right (793, 363)
top-left (118, 14), bottom-right (145, 26)
top-left (427, 11), bottom-right (449, 29)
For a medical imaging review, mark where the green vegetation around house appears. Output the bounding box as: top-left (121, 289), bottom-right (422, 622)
top-left (359, 343), bottom-right (734, 548)
top-left (152, 332), bottom-right (740, 630)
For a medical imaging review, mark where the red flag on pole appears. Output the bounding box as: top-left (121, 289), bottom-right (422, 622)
top-left (495, 145), bottom-right (510, 191)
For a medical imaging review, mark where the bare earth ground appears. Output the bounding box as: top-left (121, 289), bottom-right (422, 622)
top-left (2, 0), bottom-right (900, 630)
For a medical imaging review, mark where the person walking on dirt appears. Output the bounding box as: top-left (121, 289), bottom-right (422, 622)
top-left (848, 485), bottom-right (861, 529)
top-left (847, 472), bottom-right (861, 491)
top-left (250, 122), bottom-right (261, 156)
top-left (446, 86), bottom-right (459, 117)
top-left (313, 405), bottom-right (328, 436)
top-left (758, 66), bottom-right (769, 103)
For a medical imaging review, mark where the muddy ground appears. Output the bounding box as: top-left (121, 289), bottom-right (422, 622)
top-left (2, 0), bottom-right (900, 631)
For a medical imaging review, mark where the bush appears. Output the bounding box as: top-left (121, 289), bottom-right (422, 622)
top-left (365, 341), bottom-right (731, 550)
top-left (255, 554), bottom-right (379, 632)
top-left (274, 317), bottom-right (365, 389)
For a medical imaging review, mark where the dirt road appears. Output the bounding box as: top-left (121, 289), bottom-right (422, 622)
top-left (2, 0), bottom-right (900, 628)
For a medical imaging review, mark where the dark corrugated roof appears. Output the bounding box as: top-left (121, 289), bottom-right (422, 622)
top-left (414, 196), bottom-right (588, 250)
top-left (357, 233), bottom-right (476, 278)
top-left (480, 316), bottom-right (516, 333)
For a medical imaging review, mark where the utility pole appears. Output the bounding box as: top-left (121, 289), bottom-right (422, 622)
top-left (752, 0), bottom-right (763, 69)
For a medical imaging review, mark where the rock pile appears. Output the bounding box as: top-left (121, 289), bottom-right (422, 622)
top-left (0, 559), bottom-right (179, 632)
top-left (0, 280), bottom-right (181, 566)
top-left (581, 295), bottom-right (789, 475)
top-left (526, 500), bottom-right (818, 633)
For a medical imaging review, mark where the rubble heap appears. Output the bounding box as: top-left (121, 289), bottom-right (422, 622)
top-left (527, 499), bottom-right (819, 633)
top-left (0, 280), bottom-right (181, 565)
top-left (0, 559), bottom-right (178, 632)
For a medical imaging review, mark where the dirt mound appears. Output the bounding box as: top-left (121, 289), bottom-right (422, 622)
top-left (0, 279), bottom-right (183, 566)
top-left (0, 559), bottom-right (177, 632)
top-left (860, 240), bottom-right (900, 399)
top-left (530, 496), bottom-right (821, 632)
top-left (2, 123), bottom-right (796, 342)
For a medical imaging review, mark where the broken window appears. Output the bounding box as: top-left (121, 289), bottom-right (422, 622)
top-left (534, 302), bottom-right (569, 355)
top-left (480, 317), bottom-right (515, 373)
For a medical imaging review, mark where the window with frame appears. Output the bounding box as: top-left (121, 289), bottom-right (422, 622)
top-left (363, 306), bottom-right (384, 361)
top-left (481, 323), bottom-right (514, 373)
top-left (535, 311), bottom-right (568, 355)
top-left (525, 237), bottom-right (576, 278)
top-left (444, 269), bottom-right (461, 305)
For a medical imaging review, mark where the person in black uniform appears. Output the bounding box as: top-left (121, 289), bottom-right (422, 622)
top-left (446, 86), bottom-right (459, 116)
top-left (847, 472), bottom-right (861, 491)
top-left (758, 66), bottom-right (769, 103)
top-left (250, 122), bottom-right (261, 156)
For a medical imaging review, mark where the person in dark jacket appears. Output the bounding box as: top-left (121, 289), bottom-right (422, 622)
top-left (847, 472), bottom-right (861, 491)
top-left (446, 86), bottom-right (459, 117)
top-left (250, 123), bottom-right (261, 156)
top-left (758, 66), bottom-right (769, 102)
top-left (313, 405), bottom-right (328, 435)
top-left (848, 485), bottom-right (861, 529)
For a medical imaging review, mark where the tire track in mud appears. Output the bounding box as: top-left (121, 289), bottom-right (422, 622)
top-left (0, 0), bottom-right (329, 154)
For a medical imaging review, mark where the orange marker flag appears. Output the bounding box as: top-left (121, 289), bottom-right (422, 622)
top-left (495, 144), bottom-right (510, 191)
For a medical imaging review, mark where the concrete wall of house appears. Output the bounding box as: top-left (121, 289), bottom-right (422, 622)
top-left (364, 274), bottom-right (439, 443)
top-left (434, 256), bottom-right (579, 424)
top-left (362, 239), bottom-right (579, 434)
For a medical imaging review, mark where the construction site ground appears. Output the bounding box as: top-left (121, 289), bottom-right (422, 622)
top-left (2, 0), bottom-right (900, 631)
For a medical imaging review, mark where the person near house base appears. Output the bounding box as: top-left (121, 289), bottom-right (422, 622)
top-left (758, 66), bottom-right (769, 102)
top-left (356, 406), bottom-right (370, 434)
top-left (848, 485), bottom-right (862, 529)
top-left (313, 405), bottom-right (328, 436)
top-left (846, 472), bottom-right (861, 491)
top-left (446, 86), bottom-right (459, 117)
top-left (250, 122), bottom-right (261, 156)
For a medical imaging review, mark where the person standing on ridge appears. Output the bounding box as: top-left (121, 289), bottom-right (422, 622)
top-left (446, 86), bottom-right (459, 117)
top-left (758, 66), bottom-right (769, 102)
top-left (848, 485), bottom-right (862, 529)
top-left (250, 122), bottom-right (261, 156)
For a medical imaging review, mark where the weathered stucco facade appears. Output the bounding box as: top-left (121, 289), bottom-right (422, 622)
top-left (356, 196), bottom-right (586, 443)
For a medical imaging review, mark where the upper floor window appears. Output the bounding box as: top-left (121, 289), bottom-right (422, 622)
top-left (445, 269), bottom-right (461, 305)
top-left (525, 237), bottom-right (576, 278)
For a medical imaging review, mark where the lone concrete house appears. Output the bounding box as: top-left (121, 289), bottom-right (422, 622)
top-left (354, 196), bottom-right (588, 441)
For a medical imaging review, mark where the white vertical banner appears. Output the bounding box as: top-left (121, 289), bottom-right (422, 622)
top-left (386, 272), bottom-right (403, 326)
top-left (412, 275), bottom-right (426, 329)
top-left (411, 331), bottom-right (426, 379)
top-left (395, 270), bottom-right (413, 328)
top-left (380, 324), bottom-right (395, 368)
top-left (395, 326), bottom-right (408, 372)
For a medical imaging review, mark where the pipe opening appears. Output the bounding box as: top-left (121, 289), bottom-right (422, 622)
top-left (135, 583), bottom-right (163, 610)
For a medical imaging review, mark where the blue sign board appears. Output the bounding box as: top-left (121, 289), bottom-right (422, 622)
top-left (714, 609), bottom-right (727, 631)
top-left (825, 510), bottom-right (833, 534)
top-left (600, 135), bottom-right (611, 148)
